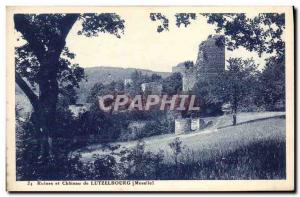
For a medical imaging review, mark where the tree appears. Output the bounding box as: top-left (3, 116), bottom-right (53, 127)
top-left (162, 72), bottom-right (182, 95)
top-left (257, 56), bottom-right (285, 110)
top-left (150, 73), bottom-right (162, 82)
top-left (128, 70), bottom-right (162, 95)
top-left (87, 80), bottom-right (124, 103)
top-left (192, 76), bottom-right (223, 116)
top-left (14, 13), bottom-right (125, 162)
top-left (193, 58), bottom-right (258, 125)
top-left (221, 58), bottom-right (258, 125)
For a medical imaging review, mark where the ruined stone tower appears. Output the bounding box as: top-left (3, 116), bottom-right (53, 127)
top-left (172, 35), bottom-right (225, 92)
top-left (195, 35), bottom-right (225, 78)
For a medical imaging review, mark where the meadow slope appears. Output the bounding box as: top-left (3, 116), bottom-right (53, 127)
top-left (77, 112), bottom-right (286, 164)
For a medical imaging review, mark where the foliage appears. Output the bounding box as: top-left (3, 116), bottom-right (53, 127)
top-left (16, 45), bottom-right (85, 95)
top-left (128, 70), bottom-right (162, 95)
top-left (175, 13), bottom-right (197, 27)
top-left (16, 117), bottom-right (40, 180)
top-left (169, 137), bottom-right (183, 167)
top-left (137, 119), bottom-right (172, 139)
top-left (87, 80), bottom-right (124, 103)
top-left (74, 104), bottom-right (127, 143)
top-left (202, 13), bottom-right (285, 58)
top-left (192, 58), bottom-right (259, 121)
top-left (150, 12), bottom-right (285, 58)
top-left (221, 58), bottom-right (259, 113)
top-left (16, 106), bottom-right (91, 180)
top-left (68, 140), bottom-right (165, 180)
top-left (120, 140), bottom-right (165, 179)
top-left (14, 13), bottom-right (126, 164)
top-left (93, 154), bottom-right (118, 179)
top-left (257, 56), bottom-right (285, 110)
top-left (149, 13), bottom-right (169, 33)
top-left (78, 13), bottom-right (125, 38)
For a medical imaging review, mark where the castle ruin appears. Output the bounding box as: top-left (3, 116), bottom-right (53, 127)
top-left (172, 35), bottom-right (225, 92)
top-left (172, 35), bottom-right (225, 134)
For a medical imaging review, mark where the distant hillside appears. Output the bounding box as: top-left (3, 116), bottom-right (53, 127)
top-left (77, 66), bottom-right (171, 103)
top-left (16, 66), bottom-right (171, 113)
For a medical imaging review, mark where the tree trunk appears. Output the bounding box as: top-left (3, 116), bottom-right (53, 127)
top-left (14, 14), bottom-right (80, 178)
top-left (37, 56), bottom-right (60, 160)
top-left (232, 91), bottom-right (238, 126)
top-left (232, 113), bottom-right (237, 125)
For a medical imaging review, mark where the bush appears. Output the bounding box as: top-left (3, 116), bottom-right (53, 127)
top-left (67, 140), bottom-right (165, 180)
top-left (119, 140), bottom-right (165, 179)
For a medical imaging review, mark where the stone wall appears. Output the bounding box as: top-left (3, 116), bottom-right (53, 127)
top-left (141, 82), bottom-right (163, 95)
top-left (196, 35), bottom-right (225, 74)
top-left (175, 118), bottom-right (203, 134)
top-left (175, 118), bottom-right (191, 135)
top-left (171, 35), bottom-right (225, 93)
top-left (182, 67), bottom-right (198, 92)
top-left (191, 118), bottom-right (200, 131)
top-left (172, 62), bottom-right (186, 73)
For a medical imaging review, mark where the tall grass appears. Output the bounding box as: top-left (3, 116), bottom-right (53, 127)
top-left (159, 139), bottom-right (285, 180)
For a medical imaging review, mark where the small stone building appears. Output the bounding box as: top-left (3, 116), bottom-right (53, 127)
top-left (68, 103), bottom-right (92, 117)
top-left (124, 78), bottom-right (133, 87)
top-left (141, 82), bottom-right (163, 95)
top-left (127, 121), bottom-right (148, 138)
top-left (181, 67), bottom-right (198, 92)
top-left (191, 118), bottom-right (201, 131)
top-left (174, 118), bottom-right (202, 135)
top-left (172, 62), bottom-right (186, 73)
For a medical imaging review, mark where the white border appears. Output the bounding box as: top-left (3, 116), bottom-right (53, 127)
top-left (1, 0), bottom-right (299, 196)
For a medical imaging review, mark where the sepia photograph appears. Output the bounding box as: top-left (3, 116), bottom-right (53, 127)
top-left (5, 6), bottom-right (294, 192)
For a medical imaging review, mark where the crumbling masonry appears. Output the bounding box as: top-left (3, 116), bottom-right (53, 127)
top-left (172, 35), bottom-right (225, 134)
top-left (172, 35), bottom-right (225, 92)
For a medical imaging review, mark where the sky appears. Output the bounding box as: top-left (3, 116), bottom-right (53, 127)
top-left (14, 10), bottom-right (272, 73)
top-left (65, 11), bottom-right (270, 72)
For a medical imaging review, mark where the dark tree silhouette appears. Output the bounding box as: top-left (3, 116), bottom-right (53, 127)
top-left (14, 13), bottom-right (125, 161)
top-left (257, 56), bottom-right (285, 110)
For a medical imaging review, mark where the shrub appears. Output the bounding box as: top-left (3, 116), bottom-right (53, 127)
top-left (119, 140), bottom-right (165, 179)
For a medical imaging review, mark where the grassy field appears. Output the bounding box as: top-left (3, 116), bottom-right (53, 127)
top-left (77, 112), bottom-right (285, 163)
top-left (71, 112), bottom-right (286, 180)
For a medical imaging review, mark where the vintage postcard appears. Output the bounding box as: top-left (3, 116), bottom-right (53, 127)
top-left (6, 6), bottom-right (294, 192)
